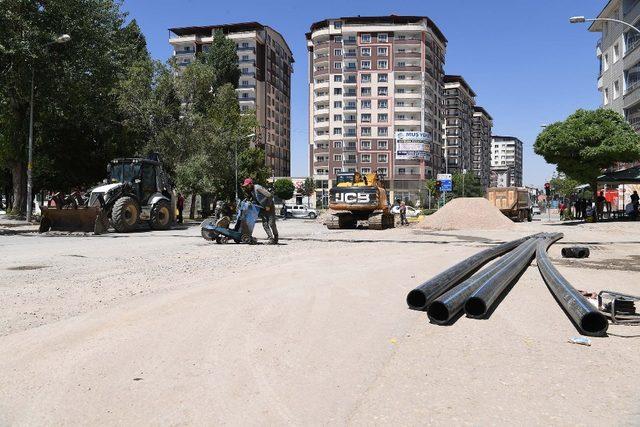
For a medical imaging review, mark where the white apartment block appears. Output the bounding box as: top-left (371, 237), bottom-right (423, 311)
top-left (169, 22), bottom-right (294, 176)
top-left (306, 15), bottom-right (447, 204)
top-left (490, 135), bottom-right (523, 187)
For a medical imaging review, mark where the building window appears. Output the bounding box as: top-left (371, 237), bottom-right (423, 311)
top-left (361, 47), bottom-right (371, 56)
top-left (334, 114), bottom-right (342, 121)
top-left (614, 80), bottom-right (620, 99)
top-left (378, 140), bottom-right (388, 149)
top-left (377, 127), bottom-right (388, 136)
top-left (377, 33), bottom-right (388, 43)
top-left (378, 87), bottom-right (388, 96)
top-left (361, 127), bottom-right (371, 136)
top-left (377, 47), bottom-right (388, 56)
top-left (334, 154), bottom-right (342, 161)
top-left (361, 73), bottom-right (371, 83)
top-left (377, 113), bottom-right (388, 122)
top-left (333, 128), bottom-right (342, 135)
top-left (377, 167), bottom-right (388, 176)
top-left (242, 42), bottom-right (249, 48)
top-left (361, 34), bottom-right (371, 43)
top-left (334, 141), bottom-right (343, 148)
top-left (361, 113), bottom-right (371, 123)
top-left (316, 168), bottom-right (329, 174)
top-left (334, 62), bottom-right (342, 69)
top-left (334, 49), bottom-right (342, 56)
top-left (334, 75), bottom-right (342, 82)
top-left (334, 101), bottom-right (342, 108)
top-left (604, 87), bottom-right (610, 105)
top-left (361, 154), bottom-right (371, 163)
top-left (334, 168), bottom-right (342, 175)
top-left (361, 167), bottom-right (371, 174)
top-left (604, 53), bottom-right (609, 71)
top-left (378, 74), bottom-right (388, 82)
top-left (334, 88), bottom-right (342, 95)
top-left (360, 87), bottom-right (371, 96)
top-left (377, 60), bottom-right (388, 69)
top-left (378, 154), bottom-right (388, 163)
top-left (361, 60), bottom-right (371, 69)
top-left (614, 43), bottom-right (620, 62)
top-left (334, 21), bottom-right (342, 29)
top-left (361, 140), bottom-right (371, 149)
top-left (378, 100), bottom-right (388, 108)
top-left (361, 100), bottom-right (371, 109)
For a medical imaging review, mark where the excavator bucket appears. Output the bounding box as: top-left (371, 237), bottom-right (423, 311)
top-left (39, 206), bottom-right (108, 234)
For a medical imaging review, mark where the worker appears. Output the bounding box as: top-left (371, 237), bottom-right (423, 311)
top-left (241, 178), bottom-right (278, 244)
top-left (632, 191), bottom-right (640, 209)
top-left (177, 193), bottom-right (185, 224)
top-left (596, 191), bottom-right (606, 221)
top-left (400, 200), bottom-right (408, 226)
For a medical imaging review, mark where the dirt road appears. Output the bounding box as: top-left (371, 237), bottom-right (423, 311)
top-left (1, 219), bottom-right (639, 425)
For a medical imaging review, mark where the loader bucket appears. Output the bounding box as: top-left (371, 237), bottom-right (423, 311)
top-left (39, 206), bottom-right (106, 234)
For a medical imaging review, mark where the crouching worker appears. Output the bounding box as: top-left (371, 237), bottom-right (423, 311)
top-left (241, 178), bottom-right (278, 244)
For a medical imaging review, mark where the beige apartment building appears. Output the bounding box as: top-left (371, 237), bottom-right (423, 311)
top-left (169, 22), bottom-right (294, 176)
top-left (490, 135), bottom-right (523, 187)
top-left (471, 106), bottom-right (493, 189)
top-left (306, 15), bottom-right (447, 204)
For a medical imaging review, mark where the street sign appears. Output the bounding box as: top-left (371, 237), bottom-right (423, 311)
top-left (437, 174), bottom-right (452, 192)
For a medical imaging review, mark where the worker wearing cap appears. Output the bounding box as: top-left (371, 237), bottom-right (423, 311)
top-left (241, 178), bottom-right (278, 244)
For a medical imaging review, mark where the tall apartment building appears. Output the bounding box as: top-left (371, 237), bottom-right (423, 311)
top-left (490, 135), bottom-right (523, 187)
top-left (589, 0), bottom-right (640, 170)
top-left (306, 15), bottom-right (447, 203)
top-left (442, 75), bottom-right (476, 174)
top-left (169, 22), bottom-right (294, 176)
top-left (471, 106), bottom-right (493, 189)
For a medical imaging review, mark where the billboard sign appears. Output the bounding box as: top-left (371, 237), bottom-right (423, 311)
top-left (395, 131), bottom-right (431, 161)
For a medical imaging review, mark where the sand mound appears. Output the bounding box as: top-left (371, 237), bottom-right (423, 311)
top-left (418, 197), bottom-right (514, 231)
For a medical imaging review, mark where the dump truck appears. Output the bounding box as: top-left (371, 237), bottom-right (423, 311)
top-left (325, 171), bottom-right (394, 230)
top-left (486, 187), bottom-right (532, 222)
top-left (39, 156), bottom-right (175, 234)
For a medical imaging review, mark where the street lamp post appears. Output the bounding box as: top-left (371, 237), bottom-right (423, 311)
top-left (569, 15), bottom-right (640, 34)
top-left (26, 34), bottom-right (71, 222)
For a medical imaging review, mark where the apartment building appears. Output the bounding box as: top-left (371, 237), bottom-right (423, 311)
top-left (306, 15), bottom-right (447, 203)
top-left (471, 106), bottom-right (493, 189)
top-left (169, 22), bottom-right (294, 176)
top-left (442, 75), bottom-right (476, 174)
top-left (490, 135), bottom-right (523, 187)
top-left (589, 0), bottom-right (640, 170)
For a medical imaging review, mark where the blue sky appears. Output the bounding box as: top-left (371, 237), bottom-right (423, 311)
top-left (122, 0), bottom-right (605, 187)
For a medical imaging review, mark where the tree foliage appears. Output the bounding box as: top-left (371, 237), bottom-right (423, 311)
top-left (550, 175), bottom-right (581, 198)
top-left (534, 109), bottom-right (640, 189)
top-left (273, 178), bottom-right (295, 201)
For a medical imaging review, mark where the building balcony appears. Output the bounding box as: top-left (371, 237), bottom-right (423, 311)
top-left (241, 71), bottom-right (256, 77)
top-left (395, 118), bottom-right (421, 126)
top-left (314, 105), bottom-right (329, 113)
top-left (344, 144), bottom-right (357, 151)
top-left (395, 65), bottom-right (421, 72)
top-left (344, 91), bottom-right (357, 97)
top-left (394, 50), bottom-right (421, 58)
top-left (395, 104), bottom-right (421, 112)
top-left (343, 38), bottom-right (357, 45)
top-left (314, 120), bottom-right (330, 129)
top-left (314, 93), bottom-right (330, 102)
top-left (236, 84), bottom-right (256, 90)
top-left (314, 80), bottom-right (330, 89)
top-left (174, 49), bottom-right (195, 55)
top-left (344, 158), bottom-right (357, 164)
top-left (315, 133), bottom-right (330, 141)
top-left (315, 42), bottom-right (329, 51)
top-left (238, 96), bottom-right (256, 102)
top-left (393, 38), bottom-right (421, 45)
top-left (344, 77), bottom-right (357, 84)
top-left (395, 91), bottom-right (421, 99)
top-left (395, 77), bottom-right (422, 86)
top-left (313, 68), bottom-right (329, 77)
top-left (237, 46), bottom-right (256, 52)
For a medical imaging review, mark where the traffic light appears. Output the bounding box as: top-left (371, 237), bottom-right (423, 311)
top-left (435, 180), bottom-right (442, 193)
top-left (544, 182), bottom-right (551, 197)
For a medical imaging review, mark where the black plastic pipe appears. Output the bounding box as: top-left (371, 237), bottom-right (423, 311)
top-left (536, 234), bottom-right (609, 336)
top-left (406, 234), bottom-right (540, 311)
top-left (464, 235), bottom-right (555, 318)
top-left (427, 236), bottom-right (543, 324)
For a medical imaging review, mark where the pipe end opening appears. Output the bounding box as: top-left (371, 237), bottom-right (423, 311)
top-left (464, 297), bottom-right (487, 318)
top-left (427, 301), bottom-right (450, 324)
top-left (581, 312), bottom-right (609, 335)
top-left (407, 290), bottom-right (427, 310)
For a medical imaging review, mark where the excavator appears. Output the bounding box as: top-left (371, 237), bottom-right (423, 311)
top-left (325, 171), bottom-right (395, 230)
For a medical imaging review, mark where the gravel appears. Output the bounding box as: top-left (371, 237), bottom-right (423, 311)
top-left (419, 197), bottom-right (515, 230)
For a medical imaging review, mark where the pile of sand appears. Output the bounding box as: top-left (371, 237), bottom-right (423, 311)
top-left (418, 197), bottom-right (514, 231)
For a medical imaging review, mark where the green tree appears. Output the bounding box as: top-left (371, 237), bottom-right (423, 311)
top-left (452, 171), bottom-right (484, 198)
top-left (273, 178), bottom-right (295, 201)
top-left (0, 0), bottom-right (152, 215)
top-left (550, 175), bottom-right (581, 198)
top-left (200, 30), bottom-right (241, 90)
top-left (302, 177), bottom-right (316, 207)
top-left (534, 109), bottom-right (640, 190)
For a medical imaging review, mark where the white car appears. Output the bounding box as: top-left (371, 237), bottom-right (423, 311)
top-left (282, 204), bottom-right (318, 219)
top-left (390, 205), bottom-right (421, 217)
top-left (532, 205), bottom-right (541, 215)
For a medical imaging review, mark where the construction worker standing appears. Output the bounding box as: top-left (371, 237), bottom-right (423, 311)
top-left (241, 178), bottom-right (278, 244)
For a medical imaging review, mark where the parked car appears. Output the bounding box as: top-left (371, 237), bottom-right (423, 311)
top-left (532, 205), bottom-right (541, 215)
top-left (282, 204), bottom-right (318, 219)
top-left (390, 205), bottom-right (421, 218)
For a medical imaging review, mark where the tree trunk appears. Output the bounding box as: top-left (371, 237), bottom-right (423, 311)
top-left (11, 161), bottom-right (27, 216)
top-left (189, 193), bottom-right (196, 220)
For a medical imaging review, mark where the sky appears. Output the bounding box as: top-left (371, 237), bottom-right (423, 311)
top-left (121, 0), bottom-right (606, 187)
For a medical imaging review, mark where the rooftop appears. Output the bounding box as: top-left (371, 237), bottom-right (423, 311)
top-left (443, 75), bottom-right (476, 97)
top-left (307, 15), bottom-right (447, 45)
top-left (473, 106), bottom-right (493, 120)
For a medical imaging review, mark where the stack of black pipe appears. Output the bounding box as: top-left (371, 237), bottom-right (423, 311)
top-left (406, 233), bottom-right (608, 336)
